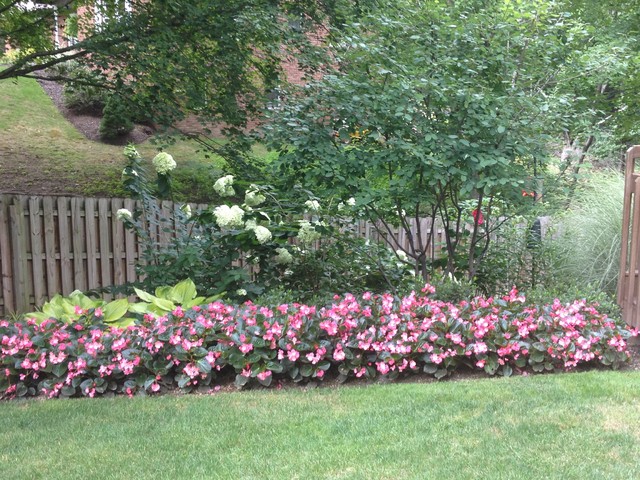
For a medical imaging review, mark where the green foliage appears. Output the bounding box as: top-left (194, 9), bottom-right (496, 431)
top-left (129, 279), bottom-right (224, 317)
top-left (267, 0), bottom-right (578, 280)
top-left (118, 146), bottom-right (410, 302)
top-left (26, 291), bottom-right (133, 327)
top-left (99, 95), bottom-right (135, 140)
top-left (25, 279), bottom-right (221, 325)
top-left (474, 216), bottom-right (558, 295)
top-left (281, 233), bottom-right (414, 302)
top-left (63, 81), bottom-right (107, 115)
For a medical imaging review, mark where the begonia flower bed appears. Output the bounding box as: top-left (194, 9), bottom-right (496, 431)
top-left (1, 286), bottom-right (636, 399)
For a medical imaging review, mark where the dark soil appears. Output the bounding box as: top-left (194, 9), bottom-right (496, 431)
top-left (37, 78), bottom-right (154, 144)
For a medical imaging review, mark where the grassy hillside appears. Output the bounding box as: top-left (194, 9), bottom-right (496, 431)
top-left (0, 77), bottom-right (255, 201)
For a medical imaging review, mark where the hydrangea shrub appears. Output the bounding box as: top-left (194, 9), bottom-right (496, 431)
top-left (1, 287), bottom-right (636, 399)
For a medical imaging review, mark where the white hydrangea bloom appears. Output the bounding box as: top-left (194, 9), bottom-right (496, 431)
top-left (213, 204), bottom-right (244, 228)
top-left (297, 220), bottom-right (321, 244)
top-left (116, 208), bottom-right (132, 221)
top-left (396, 249), bottom-right (409, 262)
top-left (304, 199), bottom-right (320, 212)
top-left (274, 247), bottom-right (293, 265)
top-left (253, 225), bottom-right (272, 244)
top-left (245, 187), bottom-right (266, 207)
top-left (152, 152), bottom-right (176, 174)
top-left (213, 175), bottom-right (235, 197)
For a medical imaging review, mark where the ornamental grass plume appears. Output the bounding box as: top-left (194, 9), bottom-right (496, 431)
top-left (552, 171), bottom-right (624, 294)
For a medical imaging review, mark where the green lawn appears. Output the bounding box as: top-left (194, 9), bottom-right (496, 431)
top-left (0, 76), bottom-right (269, 201)
top-left (1, 370), bottom-right (639, 479)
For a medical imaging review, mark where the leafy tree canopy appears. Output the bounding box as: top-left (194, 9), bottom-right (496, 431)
top-left (1, 0), bottom-right (369, 132)
top-left (265, 0), bottom-right (588, 277)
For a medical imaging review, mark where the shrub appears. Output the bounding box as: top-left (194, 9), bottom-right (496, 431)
top-left (99, 96), bottom-right (135, 140)
top-left (1, 286), bottom-right (636, 399)
top-left (118, 146), bottom-right (410, 302)
top-left (61, 63), bottom-right (108, 115)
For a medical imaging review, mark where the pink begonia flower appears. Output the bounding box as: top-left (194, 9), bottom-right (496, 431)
top-left (94, 308), bottom-right (103, 318)
top-left (151, 383), bottom-right (161, 392)
top-left (333, 346), bottom-right (346, 362)
top-left (239, 343), bottom-right (254, 354)
top-left (183, 363), bottom-right (199, 379)
top-left (376, 362), bottom-right (390, 375)
top-left (257, 370), bottom-right (272, 381)
top-left (241, 366), bottom-right (252, 377)
top-left (287, 349), bottom-right (300, 362)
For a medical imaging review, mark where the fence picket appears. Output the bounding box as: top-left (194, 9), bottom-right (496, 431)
top-left (71, 197), bottom-right (86, 292)
top-left (9, 198), bottom-right (29, 312)
top-left (28, 197), bottom-right (46, 307)
top-left (0, 196), bottom-right (15, 313)
top-left (58, 197), bottom-right (73, 295)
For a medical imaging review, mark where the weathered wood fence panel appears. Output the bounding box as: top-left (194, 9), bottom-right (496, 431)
top-left (0, 194), bottom-right (201, 315)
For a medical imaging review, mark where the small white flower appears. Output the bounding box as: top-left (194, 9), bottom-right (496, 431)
top-left (396, 249), bottom-right (408, 262)
top-left (213, 175), bottom-right (235, 197)
top-left (152, 152), bottom-right (177, 174)
top-left (304, 199), bottom-right (320, 212)
top-left (274, 247), bottom-right (293, 265)
top-left (116, 208), bottom-right (132, 221)
top-left (337, 202), bottom-right (345, 211)
top-left (213, 204), bottom-right (244, 228)
top-left (284, 269), bottom-right (293, 276)
top-left (347, 197), bottom-right (356, 206)
top-left (236, 289), bottom-right (247, 296)
top-left (253, 225), bottom-right (272, 244)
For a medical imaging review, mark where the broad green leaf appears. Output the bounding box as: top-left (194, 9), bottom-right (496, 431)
top-left (171, 279), bottom-right (197, 304)
top-left (134, 287), bottom-right (157, 303)
top-left (102, 299), bottom-right (129, 323)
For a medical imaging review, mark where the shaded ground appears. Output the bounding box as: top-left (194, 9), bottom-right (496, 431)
top-left (37, 78), bottom-right (154, 144)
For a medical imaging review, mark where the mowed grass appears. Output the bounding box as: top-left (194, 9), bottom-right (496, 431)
top-left (0, 76), bottom-right (254, 201)
top-left (1, 370), bottom-right (640, 479)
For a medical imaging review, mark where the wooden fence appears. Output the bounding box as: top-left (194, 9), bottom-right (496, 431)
top-left (0, 193), bottom-right (511, 316)
top-left (0, 195), bottom-right (208, 315)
